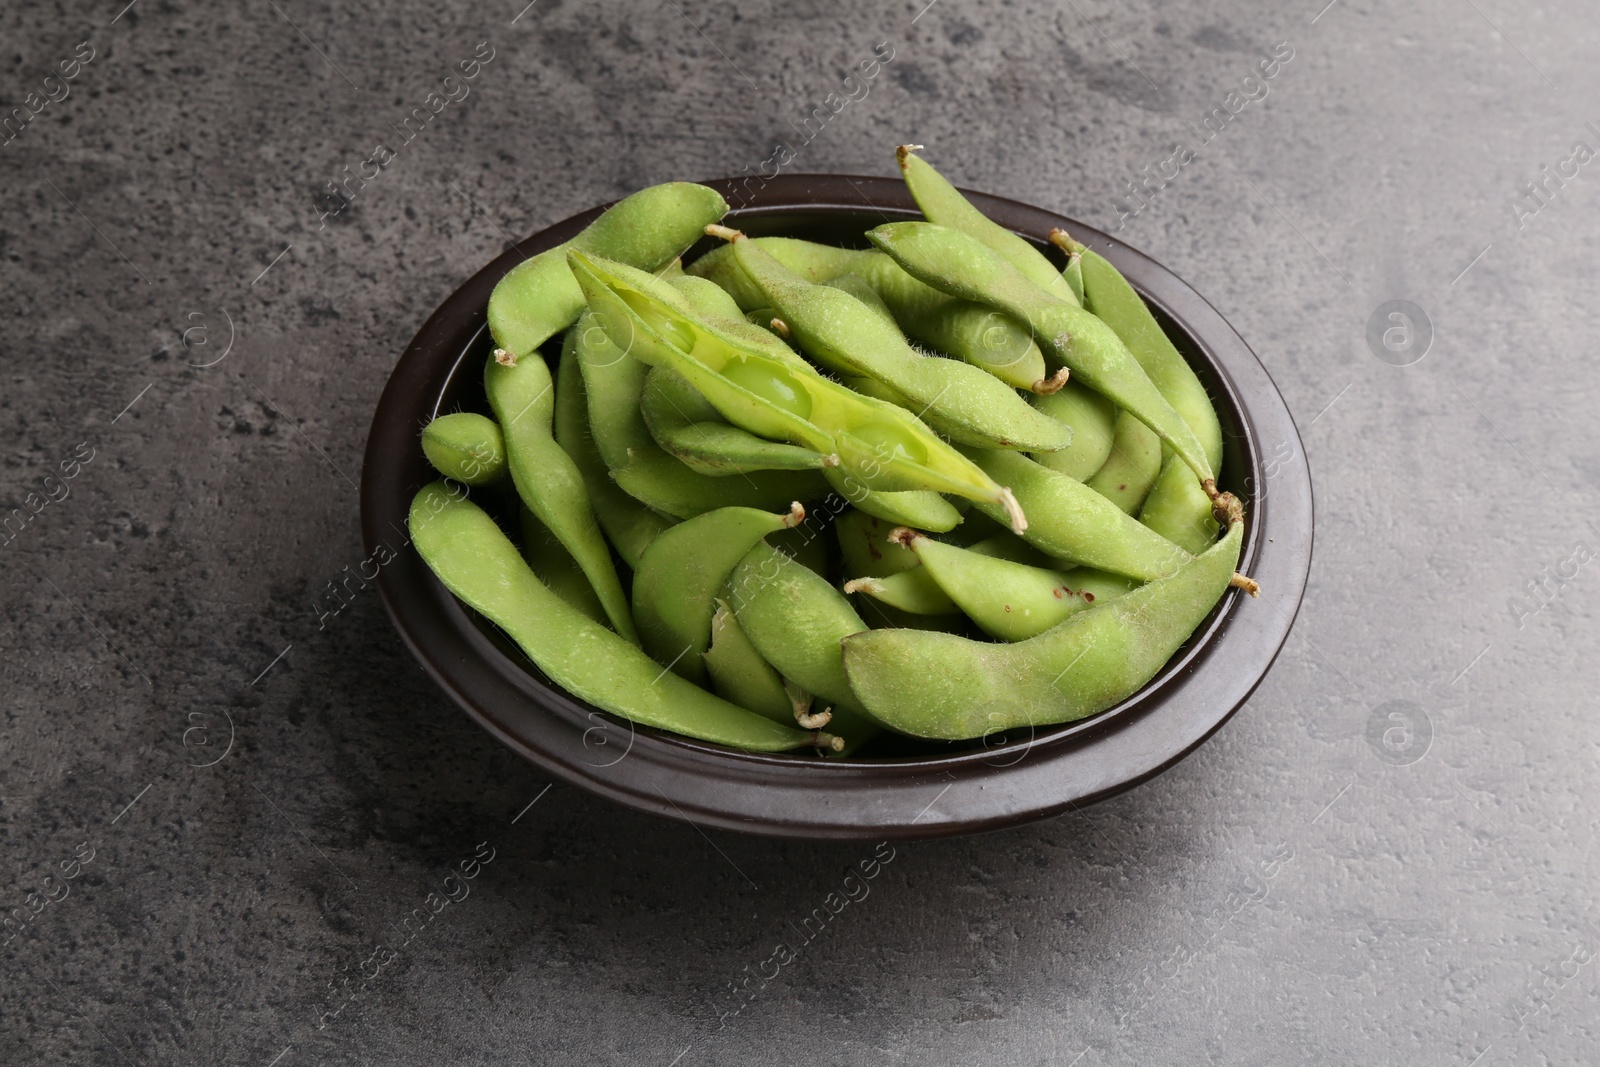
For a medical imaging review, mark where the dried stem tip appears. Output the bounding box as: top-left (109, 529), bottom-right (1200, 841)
top-left (704, 223), bottom-right (743, 242)
top-left (795, 706), bottom-right (832, 730)
top-left (1230, 573), bottom-right (1261, 598)
top-left (769, 317), bottom-right (791, 340)
top-left (493, 348), bottom-right (517, 367)
top-left (1047, 227), bottom-right (1086, 255)
top-left (1032, 367), bottom-right (1070, 395)
top-left (813, 731), bottom-right (846, 753)
top-left (842, 577), bottom-right (884, 596)
top-left (998, 487), bottom-right (1028, 535)
top-left (782, 501), bottom-right (807, 528)
top-left (895, 144), bottom-right (925, 168)
top-left (887, 526), bottom-right (920, 548)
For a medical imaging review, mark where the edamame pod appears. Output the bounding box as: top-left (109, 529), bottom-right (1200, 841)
top-left (488, 182), bottom-right (727, 359)
top-left (552, 330), bottom-right (676, 568)
top-left (1061, 249), bottom-right (1085, 305)
top-left (632, 503), bottom-right (805, 684)
top-left (611, 450), bottom-right (828, 519)
top-left (866, 222), bottom-right (1219, 494)
top-left (1140, 456), bottom-right (1220, 555)
top-left (1085, 410), bottom-right (1163, 514)
top-left (965, 448), bottom-right (1190, 582)
top-left (1031, 381), bottom-right (1117, 481)
top-left (410, 483), bottom-right (833, 752)
top-left (574, 309), bottom-right (653, 472)
top-left (421, 412), bottom-right (506, 486)
top-left (821, 466), bottom-right (962, 532)
top-left (896, 145), bottom-right (1079, 305)
top-left (641, 367), bottom-right (832, 476)
top-left (571, 251), bottom-right (1028, 530)
top-left (485, 351), bottom-right (637, 642)
top-left (716, 228), bottom-right (1073, 453)
top-left (704, 599), bottom-right (796, 725)
top-left (726, 542), bottom-right (879, 738)
top-left (518, 507), bottom-right (608, 626)
top-left (895, 529), bottom-right (1138, 642)
top-left (687, 236), bottom-right (865, 308)
top-left (841, 520), bottom-right (1244, 739)
top-left (844, 530), bottom-right (1047, 617)
top-left (835, 508), bottom-right (920, 580)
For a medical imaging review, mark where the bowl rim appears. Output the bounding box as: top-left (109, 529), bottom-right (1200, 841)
top-left (361, 173), bottom-right (1314, 840)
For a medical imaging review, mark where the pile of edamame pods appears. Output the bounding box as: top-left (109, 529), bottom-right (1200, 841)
top-left (409, 145), bottom-right (1257, 755)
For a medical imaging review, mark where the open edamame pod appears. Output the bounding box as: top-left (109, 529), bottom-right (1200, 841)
top-left (570, 250), bottom-right (1028, 531)
top-left (893, 528), bottom-right (1138, 642)
top-left (896, 145), bottom-right (1080, 305)
top-left (641, 367), bottom-right (832, 476)
top-left (712, 227), bottom-right (1073, 453)
top-left (632, 503), bottom-right (806, 684)
top-left (1031, 380), bottom-right (1117, 482)
top-left (841, 519), bottom-right (1244, 739)
top-left (704, 598), bottom-right (799, 725)
top-left (552, 330), bottom-right (676, 569)
top-left (867, 221), bottom-right (1231, 516)
top-left (1086, 410), bottom-right (1163, 514)
top-left (485, 351), bottom-right (638, 642)
top-left (726, 542), bottom-right (880, 745)
top-left (965, 448), bottom-right (1190, 582)
top-left (410, 483), bottom-right (836, 752)
top-left (488, 182), bottom-right (727, 359)
top-left (421, 412), bottom-right (506, 486)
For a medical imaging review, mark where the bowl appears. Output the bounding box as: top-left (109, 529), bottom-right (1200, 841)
top-left (361, 174), bottom-right (1313, 841)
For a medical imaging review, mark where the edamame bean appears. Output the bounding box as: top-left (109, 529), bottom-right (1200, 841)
top-left (641, 367), bottom-right (832, 476)
top-left (704, 598), bottom-right (798, 725)
top-left (866, 221), bottom-right (1223, 501)
top-left (488, 183), bottom-right (727, 359)
top-left (612, 450), bottom-right (828, 519)
top-left (714, 227), bottom-right (1074, 453)
top-left (632, 503), bottom-right (804, 683)
top-left (571, 250), bottom-right (1028, 530)
top-left (896, 145), bottom-right (1080, 304)
top-left (894, 528), bottom-right (1138, 641)
top-left (410, 482), bottom-right (835, 752)
top-left (1031, 381), bottom-right (1117, 481)
top-left (965, 448), bottom-right (1190, 581)
top-left (518, 507), bottom-right (608, 626)
top-left (485, 350), bottom-right (638, 641)
top-left (1085, 410), bottom-right (1163, 514)
top-left (420, 412), bottom-right (506, 486)
top-left (552, 329), bottom-right (676, 568)
top-left (840, 520), bottom-right (1244, 739)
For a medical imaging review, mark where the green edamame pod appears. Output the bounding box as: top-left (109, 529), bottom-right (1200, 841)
top-left (704, 598), bottom-right (796, 725)
top-left (896, 529), bottom-right (1137, 642)
top-left (488, 182), bottom-right (727, 359)
top-left (1085, 410), bottom-right (1163, 514)
top-left (668, 274), bottom-right (813, 370)
top-left (768, 523), bottom-right (830, 578)
top-left (1061, 249), bottom-right (1085, 305)
top-left (632, 503), bottom-right (804, 684)
top-left (716, 228), bottom-right (1073, 454)
top-left (845, 530), bottom-right (1048, 616)
top-left (571, 250), bottom-right (1028, 530)
top-left (612, 450), bottom-right (828, 519)
top-left (726, 542), bottom-right (879, 737)
top-left (518, 507), bottom-right (608, 626)
top-left (641, 367), bottom-right (831, 476)
top-left (841, 520), bottom-right (1244, 739)
top-left (1048, 230), bottom-right (1228, 549)
top-left (687, 237), bottom-right (865, 308)
top-left (896, 145), bottom-right (1079, 305)
top-left (410, 483), bottom-right (833, 752)
top-left (965, 448), bottom-right (1190, 582)
top-left (485, 351), bottom-right (637, 642)
top-left (835, 508), bottom-right (920, 580)
top-left (574, 309), bottom-right (654, 472)
top-left (821, 466), bottom-right (961, 533)
top-left (1031, 381), bottom-right (1117, 481)
top-left (866, 222), bottom-right (1219, 494)
top-left (1140, 456), bottom-right (1219, 555)
top-left (552, 331), bottom-right (676, 569)
top-left (421, 412), bottom-right (506, 487)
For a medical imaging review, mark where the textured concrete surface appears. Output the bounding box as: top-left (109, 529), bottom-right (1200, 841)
top-left (3, 0), bottom-right (1599, 1063)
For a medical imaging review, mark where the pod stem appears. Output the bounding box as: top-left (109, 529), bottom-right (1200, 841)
top-left (769, 317), bottom-right (791, 339)
top-left (842, 577), bottom-right (884, 596)
top-left (1047, 227), bottom-right (1086, 256)
top-left (1202, 479), bottom-right (1245, 528)
top-left (1032, 367), bottom-right (1070, 395)
top-left (493, 347), bottom-right (517, 367)
top-left (997, 487), bottom-right (1028, 534)
top-left (704, 223), bottom-right (744, 243)
top-left (895, 144), bottom-right (925, 169)
top-left (782, 501), bottom-right (807, 528)
top-left (1230, 573), bottom-right (1261, 598)
top-left (887, 526), bottom-right (921, 548)
top-left (812, 731), bottom-right (845, 753)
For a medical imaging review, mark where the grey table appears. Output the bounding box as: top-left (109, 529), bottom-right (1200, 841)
top-left (4, 1), bottom-right (1597, 1063)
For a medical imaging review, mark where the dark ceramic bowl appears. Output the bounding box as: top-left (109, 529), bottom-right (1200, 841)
top-left (362, 174), bottom-right (1313, 841)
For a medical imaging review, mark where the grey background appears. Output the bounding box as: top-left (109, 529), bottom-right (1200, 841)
top-left (3, 0), bottom-right (1597, 1063)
